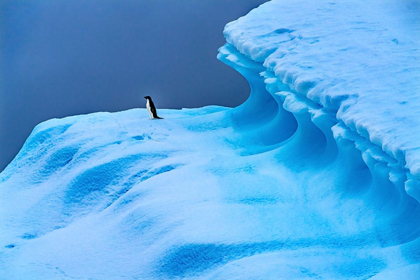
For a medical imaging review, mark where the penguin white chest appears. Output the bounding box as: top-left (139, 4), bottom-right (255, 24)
top-left (146, 100), bottom-right (154, 119)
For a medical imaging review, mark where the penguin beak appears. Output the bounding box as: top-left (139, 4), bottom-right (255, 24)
top-left (143, 97), bottom-right (147, 99)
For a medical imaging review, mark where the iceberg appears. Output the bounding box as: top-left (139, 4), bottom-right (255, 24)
top-left (1, 0), bottom-right (420, 279)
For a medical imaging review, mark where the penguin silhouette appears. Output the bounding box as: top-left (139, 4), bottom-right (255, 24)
top-left (144, 96), bottom-right (163, 119)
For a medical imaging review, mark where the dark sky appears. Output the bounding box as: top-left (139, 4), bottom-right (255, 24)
top-left (0, 0), bottom-right (268, 172)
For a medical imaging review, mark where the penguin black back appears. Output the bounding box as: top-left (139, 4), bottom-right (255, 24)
top-left (144, 96), bottom-right (163, 119)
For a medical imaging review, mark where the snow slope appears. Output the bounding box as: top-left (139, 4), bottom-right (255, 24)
top-left (1, 0), bottom-right (420, 279)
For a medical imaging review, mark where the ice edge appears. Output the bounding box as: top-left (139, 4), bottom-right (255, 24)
top-left (218, 42), bottom-right (420, 204)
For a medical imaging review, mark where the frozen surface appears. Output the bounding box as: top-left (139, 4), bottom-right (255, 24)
top-left (223, 0), bottom-right (420, 200)
top-left (1, 0), bottom-right (420, 279)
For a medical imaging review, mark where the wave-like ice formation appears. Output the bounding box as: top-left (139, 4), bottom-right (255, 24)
top-left (222, 0), bottom-right (420, 202)
top-left (1, 0), bottom-right (420, 279)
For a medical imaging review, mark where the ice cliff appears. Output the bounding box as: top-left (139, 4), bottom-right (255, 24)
top-left (1, 0), bottom-right (420, 279)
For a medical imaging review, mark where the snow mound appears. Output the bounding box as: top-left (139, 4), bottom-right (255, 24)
top-left (1, 0), bottom-right (420, 279)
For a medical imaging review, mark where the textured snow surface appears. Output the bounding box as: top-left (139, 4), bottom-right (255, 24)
top-left (224, 0), bottom-right (420, 201)
top-left (1, 0), bottom-right (420, 279)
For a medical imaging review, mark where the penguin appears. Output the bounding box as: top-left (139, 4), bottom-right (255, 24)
top-left (144, 96), bottom-right (163, 119)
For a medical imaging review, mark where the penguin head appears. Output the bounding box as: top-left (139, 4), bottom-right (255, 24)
top-left (144, 96), bottom-right (151, 100)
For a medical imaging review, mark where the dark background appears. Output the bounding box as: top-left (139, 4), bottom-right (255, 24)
top-left (0, 0), bottom-right (268, 172)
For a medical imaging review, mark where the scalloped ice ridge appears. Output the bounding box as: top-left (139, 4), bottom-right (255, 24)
top-left (223, 0), bottom-right (420, 202)
top-left (217, 0), bottom-right (420, 277)
top-left (217, 41), bottom-right (420, 278)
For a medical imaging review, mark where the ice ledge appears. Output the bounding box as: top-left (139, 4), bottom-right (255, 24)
top-left (221, 0), bottom-right (420, 202)
top-left (218, 42), bottom-right (420, 203)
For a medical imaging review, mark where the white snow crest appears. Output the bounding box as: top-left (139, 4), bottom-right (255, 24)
top-left (223, 0), bottom-right (420, 202)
